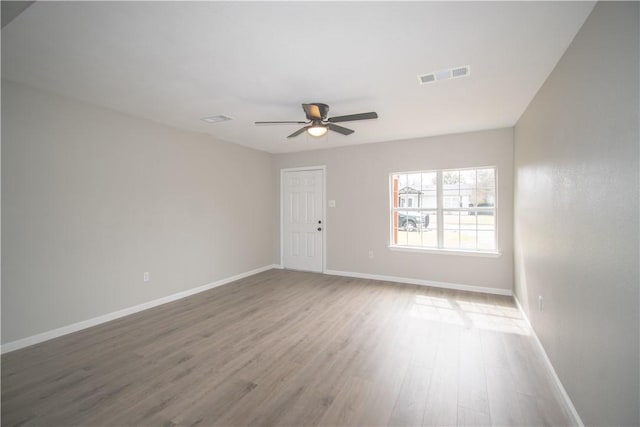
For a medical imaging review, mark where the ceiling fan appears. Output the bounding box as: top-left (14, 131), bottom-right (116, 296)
top-left (255, 103), bottom-right (378, 138)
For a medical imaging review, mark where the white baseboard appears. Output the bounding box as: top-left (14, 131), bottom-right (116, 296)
top-left (514, 297), bottom-right (584, 426)
top-left (1, 264), bottom-right (280, 354)
top-left (324, 269), bottom-right (512, 296)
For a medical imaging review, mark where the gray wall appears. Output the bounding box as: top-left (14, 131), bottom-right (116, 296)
top-left (272, 128), bottom-right (514, 293)
top-left (1, 80), bottom-right (274, 344)
top-left (513, 2), bottom-right (639, 426)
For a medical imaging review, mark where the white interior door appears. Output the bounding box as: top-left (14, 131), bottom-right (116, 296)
top-left (282, 169), bottom-right (323, 272)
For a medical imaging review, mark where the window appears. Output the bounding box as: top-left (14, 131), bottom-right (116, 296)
top-left (390, 167), bottom-right (497, 253)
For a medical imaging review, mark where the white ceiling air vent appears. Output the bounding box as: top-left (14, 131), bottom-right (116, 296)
top-left (418, 65), bottom-right (470, 85)
top-left (451, 66), bottom-right (470, 78)
top-left (200, 115), bottom-right (233, 123)
top-left (435, 69), bottom-right (452, 81)
top-left (418, 73), bottom-right (435, 84)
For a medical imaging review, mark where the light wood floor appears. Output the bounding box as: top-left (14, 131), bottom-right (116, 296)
top-left (2, 269), bottom-right (571, 426)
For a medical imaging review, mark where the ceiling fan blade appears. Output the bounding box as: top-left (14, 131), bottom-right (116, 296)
top-left (328, 112), bottom-right (378, 123)
top-left (255, 121), bottom-right (308, 125)
top-left (287, 126), bottom-right (310, 138)
top-left (327, 123), bottom-right (354, 135)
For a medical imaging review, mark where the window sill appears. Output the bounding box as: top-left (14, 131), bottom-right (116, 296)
top-left (388, 245), bottom-right (501, 258)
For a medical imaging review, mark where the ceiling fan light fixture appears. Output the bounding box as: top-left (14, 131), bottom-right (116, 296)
top-left (307, 125), bottom-right (328, 137)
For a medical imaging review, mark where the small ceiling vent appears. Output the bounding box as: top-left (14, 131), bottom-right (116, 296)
top-left (418, 65), bottom-right (470, 85)
top-left (201, 115), bottom-right (233, 123)
top-left (451, 66), bottom-right (470, 78)
top-left (435, 69), bottom-right (452, 81)
top-left (418, 73), bottom-right (435, 84)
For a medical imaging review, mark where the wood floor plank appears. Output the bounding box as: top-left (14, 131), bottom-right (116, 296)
top-left (422, 323), bottom-right (461, 426)
top-left (316, 376), bottom-right (373, 427)
top-left (212, 360), bottom-right (303, 427)
top-left (1, 269), bottom-right (574, 427)
top-left (481, 329), bottom-right (524, 426)
top-left (388, 364), bottom-right (433, 427)
top-left (458, 328), bottom-right (490, 417)
top-left (457, 405), bottom-right (492, 426)
top-left (353, 285), bottom-right (416, 426)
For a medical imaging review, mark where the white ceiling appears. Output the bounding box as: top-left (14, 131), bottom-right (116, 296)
top-left (2, 1), bottom-right (595, 154)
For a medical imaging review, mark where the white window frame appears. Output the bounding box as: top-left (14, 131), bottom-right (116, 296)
top-left (389, 167), bottom-right (500, 257)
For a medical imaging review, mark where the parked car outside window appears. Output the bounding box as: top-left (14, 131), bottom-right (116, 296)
top-left (398, 212), bottom-right (430, 231)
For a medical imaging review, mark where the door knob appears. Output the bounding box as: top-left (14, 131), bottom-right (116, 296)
top-left (317, 227), bottom-right (322, 231)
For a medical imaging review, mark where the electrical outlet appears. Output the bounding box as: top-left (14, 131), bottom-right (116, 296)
top-left (368, 250), bottom-right (374, 259)
top-left (143, 272), bottom-right (150, 282)
top-left (538, 295), bottom-right (543, 311)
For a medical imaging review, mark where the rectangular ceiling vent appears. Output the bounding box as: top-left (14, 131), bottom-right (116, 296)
top-left (451, 66), bottom-right (470, 78)
top-left (418, 73), bottom-right (435, 84)
top-left (418, 65), bottom-right (470, 85)
top-left (201, 115), bottom-right (233, 123)
top-left (435, 69), bottom-right (452, 81)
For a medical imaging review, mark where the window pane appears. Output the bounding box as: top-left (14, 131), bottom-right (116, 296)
top-left (477, 168), bottom-right (495, 188)
top-left (397, 230), bottom-right (409, 245)
top-left (443, 211), bottom-right (460, 249)
top-left (443, 196), bottom-right (460, 208)
top-left (477, 213), bottom-right (495, 231)
top-left (460, 211), bottom-right (478, 230)
top-left (460, 170), bottom-right (476, 188)
top-left (460, 230), bottom-right (477, 249)
top-left (398, 210), bottom-right (415, 231)
top-left (398, 174), bottom-right (408, 189)
top-left (420, 212), bottom-right (437, 247)
top-left (398, 173), bottom-right (422, 209)
top-left (421, 190), bottom-right (437, 209)
top-left (420, 172), bottom-right (437, 209)
top-left (422, 211), bottom-right (436, 231)
top-left (406, 228), bottom-right (421, 246)
top-left (421, 172), bottom-right (437, 189)
top-left (444, 230), bottom-right (460, 249)
top-left (443, 211), bottom-right (460, 230)
top-left (407, 173), bottom-right (421, 190)
top-left (443, 170), bottom-right (461, 208)
top-left (478, 231), bottom-right (495, 250)
top-left (396, 210), bottom-right (410, 245)
top-left (477, 189), bottom-right (495, 208)
top-left (391, 210), bottom-right (400, 245)
top-left (443, 170), bottom-right (459, 186)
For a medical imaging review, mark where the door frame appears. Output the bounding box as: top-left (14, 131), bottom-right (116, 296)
top-left (280, 165), bottom-right (327, 273)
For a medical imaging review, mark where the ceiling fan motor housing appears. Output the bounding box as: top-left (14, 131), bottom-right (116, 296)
top-left (303, 103), bottom-right (330, 121)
